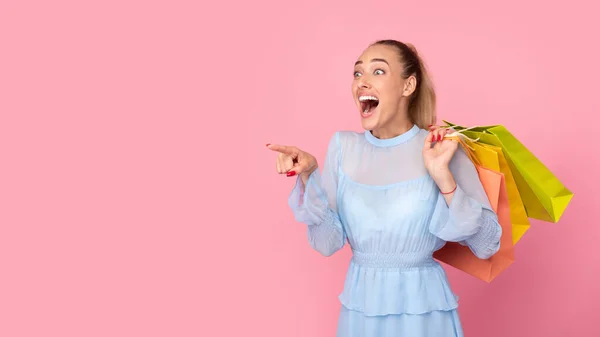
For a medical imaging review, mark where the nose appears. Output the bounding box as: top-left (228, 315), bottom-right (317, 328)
top-left (357, 76), bottom-right (371, 89)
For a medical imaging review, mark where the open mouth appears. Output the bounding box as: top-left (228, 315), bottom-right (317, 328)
top-left (359, 95), bottom-right (379, 115)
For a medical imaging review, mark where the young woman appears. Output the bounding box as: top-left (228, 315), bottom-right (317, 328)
top-left (267, 40), bottom-right (501, 337)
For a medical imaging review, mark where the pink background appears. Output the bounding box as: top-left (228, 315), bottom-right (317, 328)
top-left (1, 0), bottom-right (598, 336)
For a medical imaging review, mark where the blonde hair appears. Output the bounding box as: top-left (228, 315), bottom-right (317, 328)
top-left (372, 40), bottom-right (436, 128)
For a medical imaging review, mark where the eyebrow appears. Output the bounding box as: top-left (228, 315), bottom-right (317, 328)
top-left (354, 58), bottom-right (389, 66)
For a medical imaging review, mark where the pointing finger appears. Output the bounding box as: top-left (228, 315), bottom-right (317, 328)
top-left (267, 144), bottom-right (299, 158)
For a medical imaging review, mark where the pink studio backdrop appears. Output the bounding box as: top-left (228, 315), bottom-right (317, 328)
top-left (1, 0), bottom-right (598, 336)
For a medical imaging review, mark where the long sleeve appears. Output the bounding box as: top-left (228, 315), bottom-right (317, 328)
top-left (288, 132), bottom-right (346, 257)
top-left (429, 146), bottom-right (502, 259)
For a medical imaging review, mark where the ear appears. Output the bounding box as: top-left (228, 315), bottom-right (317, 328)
top-left (402, 75), bottom-right (417, 97)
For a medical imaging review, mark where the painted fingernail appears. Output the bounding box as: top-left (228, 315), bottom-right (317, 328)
top-left (286, 171), bottom-right (296, 177)
top-left (266, 143), bottom-right (271, 147)
top-left (437, 135), bottom-right (442, 141)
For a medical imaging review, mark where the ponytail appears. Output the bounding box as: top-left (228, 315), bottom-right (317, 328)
top-left (372, 40), bottom-right (436, 129)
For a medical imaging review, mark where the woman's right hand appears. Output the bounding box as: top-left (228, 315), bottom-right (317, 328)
top-left (266, 144), bottom-right (318, 183)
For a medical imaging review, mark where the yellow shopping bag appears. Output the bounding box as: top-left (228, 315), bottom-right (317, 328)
top-left (444, 121), bottom-right (573, 223)
top-left (469, 142), bottom-right (530, 244)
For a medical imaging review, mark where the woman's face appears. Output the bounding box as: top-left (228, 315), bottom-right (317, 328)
top-left (352, 44), bottom-right (415, 134)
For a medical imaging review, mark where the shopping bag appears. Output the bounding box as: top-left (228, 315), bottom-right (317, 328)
top-left (433, 138), bottom-right (515, 282)
top-left (443, 121), bottom-right (573, 223)
top-left (470, 141), bottom-right (530, 244)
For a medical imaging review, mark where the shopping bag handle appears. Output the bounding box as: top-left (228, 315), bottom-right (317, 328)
top-left (442, 127), bottom-right (482, 167)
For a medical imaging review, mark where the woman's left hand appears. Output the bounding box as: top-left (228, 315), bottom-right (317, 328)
top-left (422, 125), bottom-right (459, 181)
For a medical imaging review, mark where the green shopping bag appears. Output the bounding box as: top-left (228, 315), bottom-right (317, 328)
top-left (444, 121), bottom-right (573, 223)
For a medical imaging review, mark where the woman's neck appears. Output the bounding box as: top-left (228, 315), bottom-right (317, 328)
top-left (371, 118), bottom-right (415, 140)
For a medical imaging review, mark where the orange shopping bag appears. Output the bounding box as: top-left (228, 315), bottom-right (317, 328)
top-left (433, 138), bottom-right (515, 282)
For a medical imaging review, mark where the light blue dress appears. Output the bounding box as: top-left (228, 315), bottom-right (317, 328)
top-left (288, 124), bottom-right (502, 337)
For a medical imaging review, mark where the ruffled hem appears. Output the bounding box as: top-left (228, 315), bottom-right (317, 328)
top-left (339, 302), bottom-right (458, 316)
top-left (337, 304), bottom-right (464, 337)
top-left (338, 259), bottom-right (459, 317)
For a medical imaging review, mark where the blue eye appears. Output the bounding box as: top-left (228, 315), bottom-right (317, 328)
top-left (354, 71), bottom-right (362, 77)
top-left (374, 69), bottom-right (385, 75)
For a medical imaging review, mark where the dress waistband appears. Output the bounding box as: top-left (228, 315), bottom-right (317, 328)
top-left (351, 250), bottom-right (436, 269)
